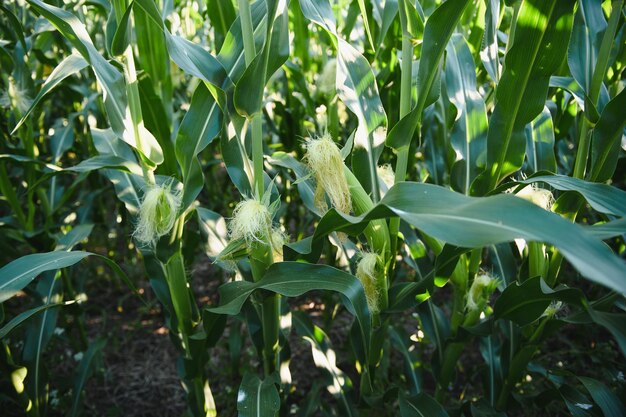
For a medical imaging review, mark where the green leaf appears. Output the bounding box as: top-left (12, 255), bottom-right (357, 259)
top-left (137, 74), bottom-right (175, 176)
top-left (165, 252), bottom-right (194, 334)
top-left (196, 207), bottom-right (229, 259)
top-left (293, 311), bottom-right (354, 414)
top-left (589, 86), bottom-right (626, 181)
top-left (0, 302), bottom-right (69, 339)
top-left (268, 152), bottom-right (321, 216)
top-left (489, 243), bottom-right (518, 287)
top-left (306, 182), bottom-right (626, 294)
top-left (519, 174), bottom-right (626, 216)
top-left (480, 0), bottom-right (575, 190)
top-left (68, 338), bottom-right (107, 417)
top-left (92, 128), bottom-right (144, 214)
top-left (207, 0), bottom-right (236, 49)
top-left (20, 225), bottom-right (95, 412)
top-left (0, 251), bottom-right (136, 303)
top-left (217, 0), bottom-right (267, 83)
top-left (386, 0), bottom-right (472, 151)
top-left (134, 0), bottom-right (170, 89)
top-left (481, 0), bottom-right (501, 83)
top-left (494, 277), bottom-right (583, 326)
top-left (399, 392), bottom-right (449, 417)
top-left (445, 33), bottom-right (488, 194)
top-left (586, 218), bottom-right (626, 239)
top-left (50, 118), bottom-right (76, 163)
top-left (550, 76), bottom-right (586, 109)
top-left (11, 54), bottom-right (88, 133)
top-left (208, 262), bottom-right (372, 354)
top-left (237, 372), bottom-right (280, 417)
top-left (176, 84), bottom-right (223, 210)
top-left (0, 252), bottom-right (91, 303)
top-left (567, 0), bottom-right (607, 97)
top-left (298, 0), bottom-right (336, 33)
top-left (585, 309), bottom-right (626, 356)
top-left (26, 0), bottom-right (164, 165)
top-left (356, 0), bottom-right (375, 50)
top-left (389, 326), bottom-right (422, 395)
top-left (110, 1), bottom-right (132, 56)
top-left (133, 0), bottom-right (227, 89)
top-left (337, 37), bottom-right (387, 195)
top-left (524, 106), bottom-right (557, 174)
top-left (0, 4), bottom-right (26, 50)
top-left (579, 376), bottom-right (626, 417)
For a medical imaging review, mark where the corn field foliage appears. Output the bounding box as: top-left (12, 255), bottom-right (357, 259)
top-left (1, 0), bottom-right (626, 415)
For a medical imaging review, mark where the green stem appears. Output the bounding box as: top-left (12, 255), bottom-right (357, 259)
top-left (238, 0), bottom-right (266, 198)
top-left (528, 242), bottom-right (546, 279)
top-left (389, 9), bottom-right (414, 257)
top-left (572, 120), bottom-right (592, 179)
top-left (237, 0), bottom-right (256, 65)
top-left (261, 294), bottom-right (280, 376)
top-left (252, 115), bottom-right (264, 197)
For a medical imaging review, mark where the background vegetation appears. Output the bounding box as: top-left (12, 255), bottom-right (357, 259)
top-left (1, 0), bottom-right (625, 415)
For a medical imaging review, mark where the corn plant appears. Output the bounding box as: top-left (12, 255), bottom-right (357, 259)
top-left (1, 0), bottom-right (626, 416)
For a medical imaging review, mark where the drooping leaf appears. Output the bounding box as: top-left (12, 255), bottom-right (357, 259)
top-left (12, 53), bottom-right (88, 133)
top-left (300, 182), bottom-right (626, 294)
top-left (519, 174), bottom-right (626, 216)
top-left (208, 262), bottom-right (372, 354)
top-left (0, 302), bottom-right (69, 339)
top-left (494, 277), bottom-right (583, 326)
top-left (0, 251), bottom-right (135, 303)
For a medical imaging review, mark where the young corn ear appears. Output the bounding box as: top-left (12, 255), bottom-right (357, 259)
top-left (134, 181), bottom-right (181, 245)
top-left (466, 274), bottom-right (499, 313)
top-left (514, 185), bottom-right (554, 211)
top-left (305, 133), bottom-right (352, 214)
top-left (356, 252), bottom-right (382, 314)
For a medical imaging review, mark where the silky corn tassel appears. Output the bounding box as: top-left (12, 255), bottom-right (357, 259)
top-left (515, 185), bottom-right (554, 211)
top-left (305, 133), bottom-right (352, 214)
top-left (134, 182), bottom-right (181, 245)
top-left (356, 252), bottom-right (382, 314)
top-left (229, 198), bottom-right (272, 243)
top-left (466, 274), bottom-right (498, 312)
